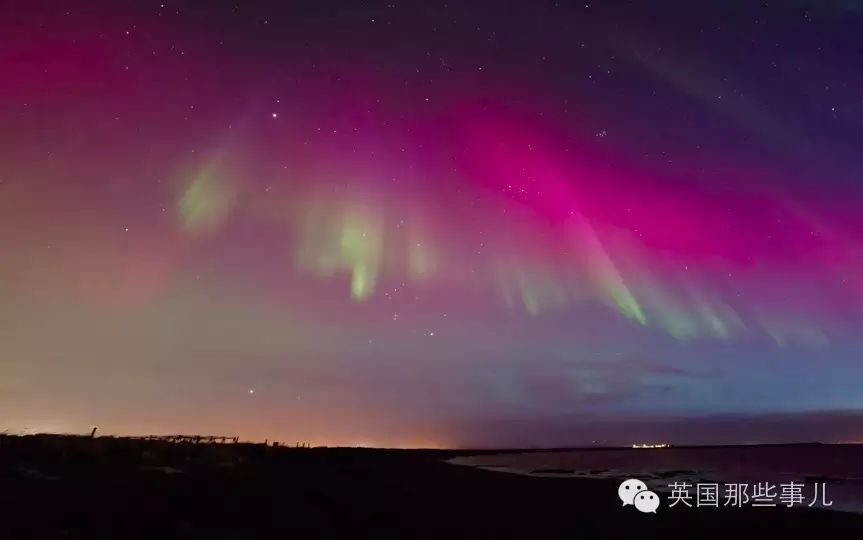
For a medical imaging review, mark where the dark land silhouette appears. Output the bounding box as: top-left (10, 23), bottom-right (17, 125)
top-left (1, 434), bottom-right (863, 538)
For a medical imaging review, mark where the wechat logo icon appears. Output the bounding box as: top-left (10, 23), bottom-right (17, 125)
top-left (618, 478), bottom-right (660, 514)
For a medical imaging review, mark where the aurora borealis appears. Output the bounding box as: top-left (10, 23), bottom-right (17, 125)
top-left (3, 1), bottom-right (863, 447)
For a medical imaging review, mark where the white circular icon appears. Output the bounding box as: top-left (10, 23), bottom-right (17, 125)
top-left (618, 478), bottom-right (648, 506)
top-left (634, 490), bottom-right (660, 513)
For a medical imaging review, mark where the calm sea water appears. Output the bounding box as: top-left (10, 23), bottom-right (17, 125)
top-left (450, 444), bottom-right (863, 514)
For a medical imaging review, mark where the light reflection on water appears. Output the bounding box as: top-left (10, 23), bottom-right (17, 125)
top-left (450, 444), bottom-right (863, 514)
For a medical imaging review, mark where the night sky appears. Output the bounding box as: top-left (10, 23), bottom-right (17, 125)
top-left (3, 1), bottom-right (863, 448)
